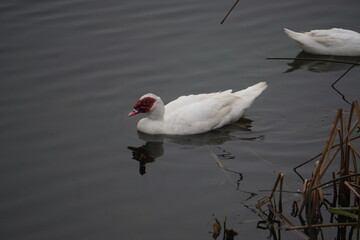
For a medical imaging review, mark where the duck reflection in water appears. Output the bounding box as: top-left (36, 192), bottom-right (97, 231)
top-left (128, 118), bottom-right (264, 175)
top-left (128, 141), bottom-right (164, 175)
top-left (284, 51), bottom-right (360, 73)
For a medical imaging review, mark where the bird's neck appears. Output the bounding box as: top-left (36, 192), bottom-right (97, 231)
top-left (147, 100), bottom-right (165, 121)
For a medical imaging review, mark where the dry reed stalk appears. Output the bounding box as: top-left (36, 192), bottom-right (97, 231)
top-left (279, 173), bottom-right (284, 213)
top-left (351, 145), bottom-right (359, 173)
top-left (301, 102), bottom-right (359, 219)
top-left (269, 173), bottom-right (284, 211)
top-left (298, 180), bottom-right (309, 216)
top-left (319, 146), bottom-right (341, 180)
top-left (297, 110), bottom-right (342, 218)
top-left (344, 181), bottom-right (360, 200)
top-left (348, 100), bottom-right (360, 136)
top-left (258, 101), bottom-right (360, 238)
top-left (286, 222), bottom-right (359, 230)
top-left (317, 110), bottom-right (342, 179)
top-left (338, 101), bottom-right (360, 207)
top-left (310, 165), bottom-right (322, 222)
top-left (298, 160), bottom-right (323, 223)
top-left (332, 171), bottom-right (338, 207)
top-left (349, 182), bottom-right (360, 189)
top-left (268, 204), bottom-right (309, 240)
top-left (303, 102), bottom-right (358, 230)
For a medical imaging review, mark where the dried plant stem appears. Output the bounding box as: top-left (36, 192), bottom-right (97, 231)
top-left (344, 181), bottom-right (360, 199)
top-left (349, 182), bottom-right (360, 189)
top-left (257, 101), bottom-right (360, 239)
top-left (268, 205), bottom-right (309, 240)
top-left (287, 222), bottom-right (359, 230)
top-left (269, 173), bottom-right (284, 212)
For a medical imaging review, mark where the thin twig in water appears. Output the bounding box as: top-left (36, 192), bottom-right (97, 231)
top-left (331, 58), bottom-right (360, 104)
top-left (266, 57), bottom-right (360, 66)
top-left (309, 173), bottom-right (360, 191)
top-left (221, 0), bottom-right (240, 24)
top-left (210, 151), bottom-right (255, 197)
top-left (293, 135), bottom-right (360, 182)
top-left (332, 58), bottom-right (360, 86)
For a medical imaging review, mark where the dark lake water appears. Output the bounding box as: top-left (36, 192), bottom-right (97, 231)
top-left (1, 0), bottom-right (360, 239)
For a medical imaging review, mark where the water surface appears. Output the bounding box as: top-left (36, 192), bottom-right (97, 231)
top-left (1, 0), bottom-right (360, 239)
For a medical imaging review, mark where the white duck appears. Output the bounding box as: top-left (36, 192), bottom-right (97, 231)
top-left (284, 28), bottom-right (360, 56)
top-left (128, 82), bottom-right (267, 135)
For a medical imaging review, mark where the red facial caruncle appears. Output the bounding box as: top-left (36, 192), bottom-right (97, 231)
top-left (128, 97), bottom-right (156, 117)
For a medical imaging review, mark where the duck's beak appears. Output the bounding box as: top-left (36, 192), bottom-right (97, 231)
top-left (128, 109), bottom-right (139, 117)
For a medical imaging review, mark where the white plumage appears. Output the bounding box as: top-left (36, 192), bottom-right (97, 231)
top-left (284, 28), bottom-right (360, 56)
top-left (128, 82), bottom-right (267, 135)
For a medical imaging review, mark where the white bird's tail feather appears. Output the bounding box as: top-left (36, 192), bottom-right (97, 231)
top-left (284, 28), bottom-right (303, 41)
top-left (235, 81), bottom-right (267, 101)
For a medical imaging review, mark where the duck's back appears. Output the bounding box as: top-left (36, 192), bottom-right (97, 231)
top-left (284, 28), bottom-right (360, 56)
top-left (162, 82), bottom-right (267, 135)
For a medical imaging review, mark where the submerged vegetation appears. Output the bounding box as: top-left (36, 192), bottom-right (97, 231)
top-left (256, 100), bottom-right (360, 239)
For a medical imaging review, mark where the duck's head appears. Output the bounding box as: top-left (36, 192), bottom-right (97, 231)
top-left (128, 93), bottom-right (162, 117)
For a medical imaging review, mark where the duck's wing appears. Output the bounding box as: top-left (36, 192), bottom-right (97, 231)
top-left (164, 92), bottom-right (239, 134)
top-left (308, 29), bottom-right (353, 47)
top-left (164, 90), bottom-right (232, 111)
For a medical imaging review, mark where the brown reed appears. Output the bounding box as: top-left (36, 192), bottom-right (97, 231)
top-left (256, 100), bottom-right (360, 239)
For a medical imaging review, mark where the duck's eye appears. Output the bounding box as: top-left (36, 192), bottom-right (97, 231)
top-left (144, 99), bottom-right (151, 105)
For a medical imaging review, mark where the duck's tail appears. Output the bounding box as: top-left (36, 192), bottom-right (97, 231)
top-left (235, 81), bottom-right (267, 101)
top-left (284, 28), bottom-right (303, 41)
